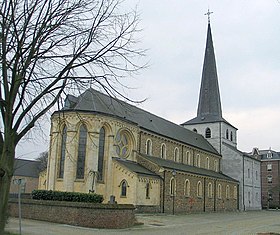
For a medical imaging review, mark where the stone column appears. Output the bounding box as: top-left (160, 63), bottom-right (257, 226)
top-left (86, 131), bottom-right (99, 192)
top-left (63, 126), bottom-right (77, 192)
top-left (105, 134), bottom-right (115, 202)
top-left (47, 131), bottom-right (59, 190)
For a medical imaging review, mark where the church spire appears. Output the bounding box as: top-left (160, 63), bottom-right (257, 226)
top-left (197, 20), bottom-right (222, 121)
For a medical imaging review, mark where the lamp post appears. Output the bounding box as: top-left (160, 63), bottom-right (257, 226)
top-left (172, 169), bottom-right (176, 215)
top-left (13, 178), bottom-right (25, 235)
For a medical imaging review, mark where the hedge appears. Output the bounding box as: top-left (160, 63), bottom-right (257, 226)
top-left (32, 190), bottom-right (103, 203)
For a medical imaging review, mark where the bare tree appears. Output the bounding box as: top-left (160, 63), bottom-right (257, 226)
top-left (0, 0), bottom-right (145, 232)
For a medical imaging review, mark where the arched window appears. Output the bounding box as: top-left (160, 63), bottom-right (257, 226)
top-left (214, 160), bottom-right (218, 172)
top-left (146, 139), bottom-right (152, 155)
top-left (120, 180), bottom-right (128, 197)
top-left (161, 143), bottom-right (166, 159)
top-left (146, 182), bottom-right (150, 199)
top-left (76, 124), bottom-right (87, 179)
top-left (193, 128), bottom-right (197, 133)
top-left (230, 131), bottom-right (233, 141)
top-left (205, 128), bottom-right (211, 138)
top-left (58, 125), bottom-right (67, 178)
top-left (170, 178), bottom-right (176, 196)
top-left (174, 148), bottom-right (179, 162)
top-left (186, 151), bottom-right (190, 165)
top-left (196, 154), bottom-right (200, 167)
top-left (218, 184), bottom-right (222, 199)
top-left (197, 181), bottom-right (202, 197)
top-left (208, 182), bottom-right (213, 198)
top-left (226, 129), bottom-right (229, 139)
top-left (97, 127), bottom-right (105, 181)
top-left (226, 185), bottom-right (230, 199)
top-left (184, 179), bottom-right (190, 197)
top-left (206, 157), bottom-right (209, 170)
top-left (233, 186), bottom-right (237, 199)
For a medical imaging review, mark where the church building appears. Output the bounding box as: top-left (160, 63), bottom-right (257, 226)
top-left (43, 20), bottom-right (244, 214)
top-left (182, 20), bottom-right (261, 210)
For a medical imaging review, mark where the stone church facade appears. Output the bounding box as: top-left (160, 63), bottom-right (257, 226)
top-left (45, 87), bottom-right (238, 213)
top-left (182, 22), bottom-right (261, 210)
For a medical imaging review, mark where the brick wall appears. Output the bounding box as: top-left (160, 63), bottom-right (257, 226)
top-left (8, 199), bottom-right (136, 229)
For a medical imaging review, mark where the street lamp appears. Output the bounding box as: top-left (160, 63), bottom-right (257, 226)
top-left (172, 169), bottom-right (176, 215)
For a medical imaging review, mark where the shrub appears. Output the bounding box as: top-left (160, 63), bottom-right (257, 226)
top-left (31, 190), bottom-right (103, 203)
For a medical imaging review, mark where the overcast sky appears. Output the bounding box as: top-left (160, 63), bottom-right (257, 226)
top-left (17, 0), bottom-right (280, 159)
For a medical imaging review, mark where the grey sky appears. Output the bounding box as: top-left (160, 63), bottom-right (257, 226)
top-left (17, 0), bottom-right (280, 159)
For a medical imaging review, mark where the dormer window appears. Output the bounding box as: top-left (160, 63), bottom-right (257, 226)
top-left (267, 151), bottom-right (272, 159)
top-left (230, 131), bottom-right (233, 141)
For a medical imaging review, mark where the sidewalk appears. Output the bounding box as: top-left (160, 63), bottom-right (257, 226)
top-left (6, 210), bottom-right (280, 235)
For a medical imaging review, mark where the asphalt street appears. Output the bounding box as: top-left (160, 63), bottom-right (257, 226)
top-left (5, 210), bottom-right (280, 235)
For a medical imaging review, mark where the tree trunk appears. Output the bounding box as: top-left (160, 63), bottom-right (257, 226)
top-left (0, 137), bottom-right (16, 234)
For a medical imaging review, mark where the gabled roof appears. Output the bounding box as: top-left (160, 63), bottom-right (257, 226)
top-left (58, 88), bottom-right (219, 155)
top-left (13, 159), bottom-right (40, 178)
top-left (114, 157), bottom-right (160, 178)
top-left (182, 23), bottom-right (235, 129)
top-left (138, 153), bottom-right (238, 183)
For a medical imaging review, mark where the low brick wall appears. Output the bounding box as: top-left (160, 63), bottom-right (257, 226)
top-left (8, 199), bottom-right (136, 229)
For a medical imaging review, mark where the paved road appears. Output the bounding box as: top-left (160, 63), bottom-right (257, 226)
top-left (6, 210), bottom-right (280, 235)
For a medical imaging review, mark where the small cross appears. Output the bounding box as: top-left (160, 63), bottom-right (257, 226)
top-left (204, 9), bottom-right (213, 23)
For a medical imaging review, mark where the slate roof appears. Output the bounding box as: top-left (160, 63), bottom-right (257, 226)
top-left (139, 153), bottom-right (238, 183)
top-left (13, 159), bottom-right (40, 178)
top-left (114, 157), bottom-right (160, 178)
top-left (252, 149), bottom-right (280, 161)
top-left (59, 88), bottom-right (219, 155)
top-left (182, 23), bottom-right (236, 129)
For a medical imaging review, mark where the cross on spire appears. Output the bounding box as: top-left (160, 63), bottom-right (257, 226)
top-left (204, 9), bottom-right (213, 24)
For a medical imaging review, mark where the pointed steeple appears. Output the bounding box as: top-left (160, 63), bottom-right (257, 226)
top-left (197, 22), bottom-right (222, 121)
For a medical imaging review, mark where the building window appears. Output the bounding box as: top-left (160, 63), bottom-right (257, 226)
top-left (205, 128), bottom-right (211, 138)
top-left (184, 179), bottom-right (190, 197)
top-left (267, 151), bottom-right (272, 159)
top-left (255, 171), bottom-right (258, 180)
top-left (196, 154), bottom-right (200, 167)
top-left (268, 175), bottom-right (272, 183)
top-left (226, 129), bottom-right (229, 139)
top-left (230, 131), bottom-right (233, 141)
top-left (256, 192), bottom-right (258, 202)
top-left (226, 185), bottom-right (230, 199)
top-left (76, 124), bottom-right (87, 179)
top-left (218, 184), bottom-right (222, 199)
top-left (115, 130), bottom-right (131, 158)
top-left (170, 178), bottom-right (176, 196)
top-left (146, 139), bottom-right (152, 155)
top-left (161, 143), bottom-right (166, 159)
top-left (58, 125), bottom-right (67, 178)
top-left (214, 160), bottom-right (218, 172)
top-left (233, 186), bottom-right (237, 200)
top-left (208, 182), bottom-right (213, 198)
top-left (120, 180), bottom-right (128, 197)
top-left (268, 192), bottom-right (273, 201)
top-left (248, 191), bottom-right (251, 203)
top-left (193, 128), bottom-right (197, 133)
top-left (97, 127), bottom-right (105, 181)
top-left (174, 148), bottom-right (179, 162)
top-left (186, 151), bottom-right (191, 165)
top-left (146, 182), bottom-right (150, 199)
top-left (248, 168), bottom-right (250, 178)
top-left (197, 181), bottom-right (202, 197)
top-left (206, 157), bottom-right (209, 169)
top-left (267, 163), bottom-right (272, 171)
